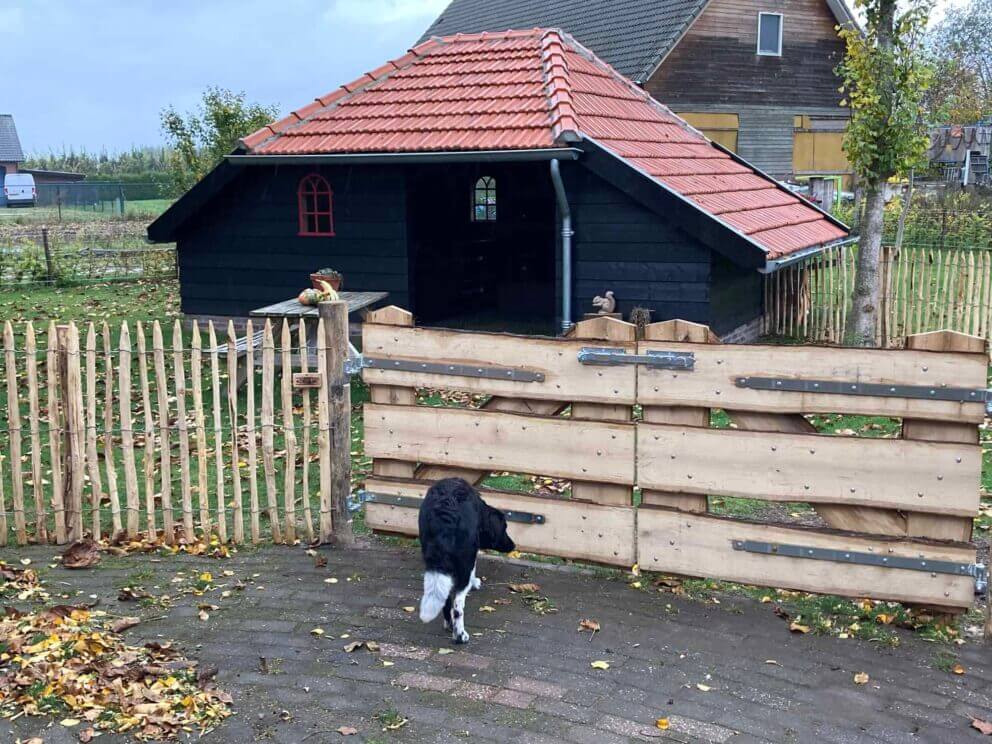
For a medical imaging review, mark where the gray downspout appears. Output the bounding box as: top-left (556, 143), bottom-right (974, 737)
top-left (550, 159), bottom-right (574, 332)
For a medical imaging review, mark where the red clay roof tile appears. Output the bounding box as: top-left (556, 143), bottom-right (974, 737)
top-left (242, 28), bottom-right (847, 260)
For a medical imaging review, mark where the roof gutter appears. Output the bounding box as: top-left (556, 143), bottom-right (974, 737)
top-left (226, 148), bottom-right (582, 166)
top-left (760, 236), bottom-right (858, 273)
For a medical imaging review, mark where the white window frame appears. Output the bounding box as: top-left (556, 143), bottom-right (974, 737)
top-left (756, 12), bottom-right (783, 57)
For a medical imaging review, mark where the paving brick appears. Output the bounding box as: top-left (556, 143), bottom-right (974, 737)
top-left (451, 680), bottom-right (499, 702)
top-left (396, 671), bottom-right (458, 692)
top-left (379, 642), bottom-right (432, 660)
top-left (493, 688), bottom-right (535, 709)
top-left (507, 675), bottom-right (568, 699)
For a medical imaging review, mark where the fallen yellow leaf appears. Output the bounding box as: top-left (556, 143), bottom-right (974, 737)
top-left (696, 683), bottom-right (711, 692)
top-left (578, 619), bottom-right (601, 633)
top-left (310, 628), bottom-right (325, 636)
top-left (789, 621), bottom-right (810, 634)
top-left (952, 664), bottom-right (966, 675)
top-left (402, 606), bottom-right (415, 613)
top-left (60, 717), bottom-right (80, 727)
top-left (438, 648), bottom-right (454, 655)
top-left (853, 672), bottom-right (869, 685)
top-left (590, 660), bottom-right (610, 670)
top-left (655, 718), bottom-right (670, 730)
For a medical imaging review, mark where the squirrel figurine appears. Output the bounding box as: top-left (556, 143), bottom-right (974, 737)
top-left (592, 291), bottom-right (616, 314)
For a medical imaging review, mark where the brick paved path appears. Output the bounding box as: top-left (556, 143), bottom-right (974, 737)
top-left (3, 542), bottom-right (991, 743)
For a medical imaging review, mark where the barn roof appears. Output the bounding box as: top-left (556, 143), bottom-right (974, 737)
top-left (239, 29), bottom-right (847, 261)
top-left (419, 0), bottom-right (859, 83)
top-left (0, 115), bottom-right (25, 163)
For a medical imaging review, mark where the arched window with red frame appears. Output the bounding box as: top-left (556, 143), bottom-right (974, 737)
top-left (298, 174), bottom-right (335, 236)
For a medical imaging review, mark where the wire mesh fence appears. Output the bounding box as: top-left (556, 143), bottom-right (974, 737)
top-left (0, 225), bottom-right (176, 287)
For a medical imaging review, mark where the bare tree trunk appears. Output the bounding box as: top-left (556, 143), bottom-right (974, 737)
top-left (845, 183), bottom-right (886, 345)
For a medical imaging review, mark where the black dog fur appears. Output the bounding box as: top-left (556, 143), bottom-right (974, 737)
top-left (418, 478), bottom-right (515, 643)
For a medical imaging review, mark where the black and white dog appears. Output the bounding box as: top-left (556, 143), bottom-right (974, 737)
top-left (418, 478), bottom-right (516, 643)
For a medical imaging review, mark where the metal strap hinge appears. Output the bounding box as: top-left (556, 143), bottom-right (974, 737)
top-left (359, 355), bottom-right (544, 383)
top-left (736, 376), bottom-right (992, 413)
top-left (733, 539), bottom-right (988, 594)
top-left (358, 491), bottom-right (546, 524)
top-left (578, 347), bottom-right (695, 370)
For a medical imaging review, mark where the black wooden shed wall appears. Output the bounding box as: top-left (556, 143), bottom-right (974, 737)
top-left (171, 159), bottom-right (764, 336)
top-left (562, 162), bottom-right (712, 326)
top-left (176, 164), bottom-right (409, 318)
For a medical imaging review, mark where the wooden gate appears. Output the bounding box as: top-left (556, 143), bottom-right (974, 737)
top-left (360, 307), bottom-right (988, 611)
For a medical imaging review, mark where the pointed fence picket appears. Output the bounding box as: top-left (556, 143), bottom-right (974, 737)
top-left (0, 317), bottom-right (346, 547)
top-left (765, 244), bottom-right (992, 353)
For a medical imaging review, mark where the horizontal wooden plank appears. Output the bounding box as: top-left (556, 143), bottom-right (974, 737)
top-left (637, 508), bottom-right (976, 608)
top-left (362, 324), bottom-right (636, 404)
top-left (363, 478), bottom-right (636, 566)
top-left (637, 424), bottom-right (982, 516)
top-left (364, 404), bottom-right (636, 485)
top-left (636, 342), bottom-right (988, 422)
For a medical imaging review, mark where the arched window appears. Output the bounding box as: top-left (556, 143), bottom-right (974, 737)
top-left (298, 174), bottom-right (335, 236)
top-left (472, 176), bottom-right (497, 222)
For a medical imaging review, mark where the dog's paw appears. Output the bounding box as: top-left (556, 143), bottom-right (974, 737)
top-left (452, 629), bottom-right (470, 644)
top-left (471, 577), bottom-right (482, 590)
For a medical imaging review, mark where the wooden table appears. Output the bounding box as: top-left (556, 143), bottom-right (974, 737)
top-left (250, 291), bottom-right (389, 321)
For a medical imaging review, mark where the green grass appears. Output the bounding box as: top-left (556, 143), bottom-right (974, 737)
top-left (0, 279), bottom-right (180, 329)
top-left (0, 199), bottom-right (173, 225)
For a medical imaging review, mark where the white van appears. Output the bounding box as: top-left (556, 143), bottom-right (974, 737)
top-left (3, 173), bottom-right (36, 207)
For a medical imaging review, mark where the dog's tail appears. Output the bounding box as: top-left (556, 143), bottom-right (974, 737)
top-left (420, 571), bottom-right (453, 623)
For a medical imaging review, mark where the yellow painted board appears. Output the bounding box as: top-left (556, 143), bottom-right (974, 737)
top-left (364, 404), bottom-right (636, 485)
top-left (364, 477), bottom-right (636, 566)
top-left (637, 508), bottom-right (976, 608)
top-left (637, 424), bottom-right (981, 516)
top-left (635, 342), bottom-right (988, 422)
top-left (362, 324), bottom-right (636, 404)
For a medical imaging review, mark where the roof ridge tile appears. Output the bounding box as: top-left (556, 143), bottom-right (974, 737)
top-left (539, 29), bottom-right (580, 143)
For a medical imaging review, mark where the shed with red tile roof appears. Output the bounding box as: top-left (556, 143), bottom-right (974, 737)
top-left (149, 29), bottom-right (850, 337)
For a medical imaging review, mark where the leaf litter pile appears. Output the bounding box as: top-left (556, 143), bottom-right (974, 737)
top-left (0, 563), bottom-right (232, 740)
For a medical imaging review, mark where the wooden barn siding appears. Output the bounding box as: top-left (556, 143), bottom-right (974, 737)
top-left (646, 0), bottom-right (846, 108)
top-left (564, 163), bottom-right (712, 324)
top-left (709, 253), bottom-right (764, 335)
top-left (177, 165), bottom-right (408, 317)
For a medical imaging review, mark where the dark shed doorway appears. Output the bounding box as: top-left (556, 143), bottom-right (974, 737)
top-left (406, 161), bottom-right (557, 334)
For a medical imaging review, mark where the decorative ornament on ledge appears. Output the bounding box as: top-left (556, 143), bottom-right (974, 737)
top-left (591, 291), bottom-right (616, 315)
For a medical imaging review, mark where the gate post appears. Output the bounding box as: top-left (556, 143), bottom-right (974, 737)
top-left (318, 301), bottom-right (354, 545)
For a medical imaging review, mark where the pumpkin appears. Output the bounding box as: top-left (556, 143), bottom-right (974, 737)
top-left (298, 289), bottom-right (320, 306)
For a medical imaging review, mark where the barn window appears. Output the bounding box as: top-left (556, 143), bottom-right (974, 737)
top-left (472, 176), bottom-right (497, 222)
top-left (757, 13), bottom-right (783, 56)
top-left (298, 174), bottom-right (335, 236)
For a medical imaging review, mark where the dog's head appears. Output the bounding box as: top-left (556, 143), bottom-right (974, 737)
top-left (479, 502), bottom-right (516, 553)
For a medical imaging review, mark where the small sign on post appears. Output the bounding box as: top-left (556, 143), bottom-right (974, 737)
top-left (293, 372), bottom-right (323, 389)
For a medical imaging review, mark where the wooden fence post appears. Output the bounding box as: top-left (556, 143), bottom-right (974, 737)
top-left (319, 301), bottom-right (353, 545)
top-left (41, 228), bottom-right (55, 284)
top-left (58, 324), bottom-right (85, 543)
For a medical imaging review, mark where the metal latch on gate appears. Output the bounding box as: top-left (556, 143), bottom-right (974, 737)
top-left (735, 376), bottom-right (992, 415)
top-left (578, 347), bottom-right (695, 370)
top-left (733, 539), bottom-right (989, 594)
top-left (356, 492), bottom-right (545, 524)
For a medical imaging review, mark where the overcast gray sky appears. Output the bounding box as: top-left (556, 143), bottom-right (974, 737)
top-left (1, 0), bottom-right (966, 155)
top-left (2, 0), bottom-right (449, 154)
